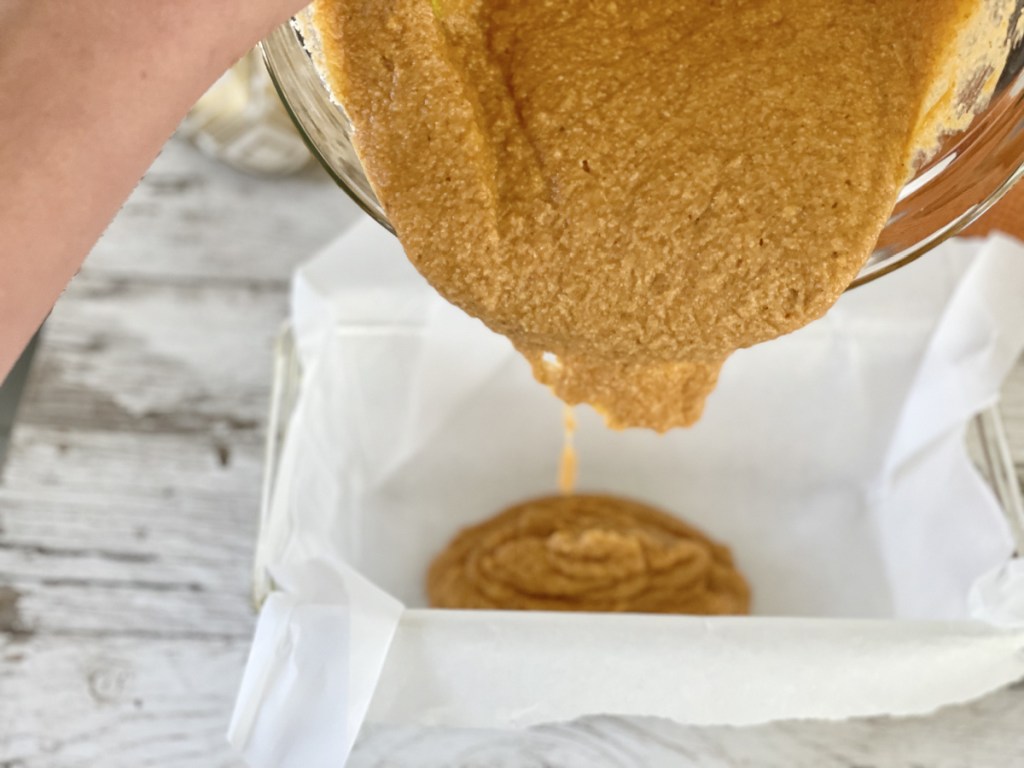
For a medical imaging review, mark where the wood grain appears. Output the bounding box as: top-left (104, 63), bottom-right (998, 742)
top-left (0, 635), bottom-right (248, 768)
top-left (0, 140), bottom-right (347, 765)
top-left (3, 135), bottom-right (1024, 767)
top-left (84, 141), bottom-right (358, 286)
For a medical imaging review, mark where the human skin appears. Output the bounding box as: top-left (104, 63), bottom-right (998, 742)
top-left (0, 0), bottom-right (305, 381)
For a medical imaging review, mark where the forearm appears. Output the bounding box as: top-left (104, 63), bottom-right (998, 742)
top-left (0, 0), bottom-right (304, 379)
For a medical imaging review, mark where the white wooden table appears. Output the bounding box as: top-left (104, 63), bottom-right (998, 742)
top-left (2, 138), bottom-right (1024, 767)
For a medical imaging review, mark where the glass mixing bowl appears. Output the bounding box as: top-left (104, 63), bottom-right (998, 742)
top-left (262, 6), bottom-right (1024, 288)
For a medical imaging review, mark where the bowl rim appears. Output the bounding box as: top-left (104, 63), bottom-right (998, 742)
top-left (261, 17), bottom-right (1024, 291)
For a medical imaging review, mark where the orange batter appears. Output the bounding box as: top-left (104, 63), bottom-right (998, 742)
top-left (427, 493), bottom-right (751, 614)
top-left (313, 0), bottom-right (1015, 430)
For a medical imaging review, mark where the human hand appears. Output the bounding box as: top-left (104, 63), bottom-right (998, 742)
top-left (0, 0), bottom-right (310, 379)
